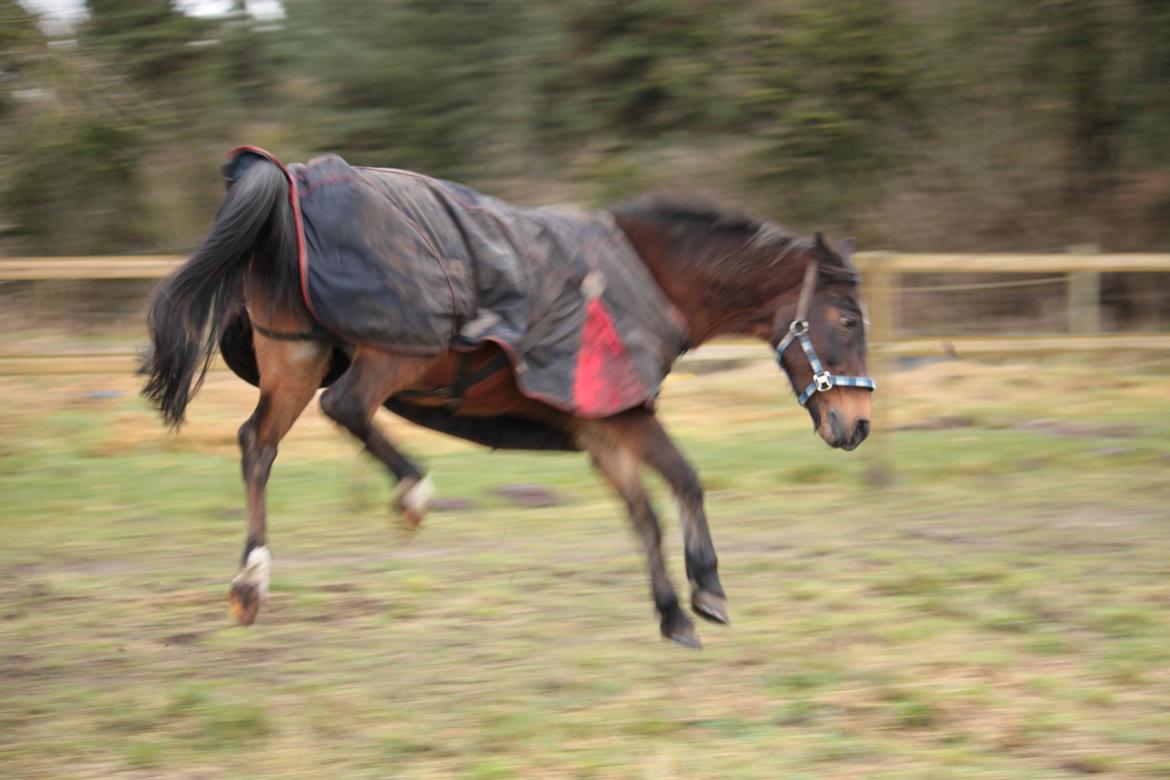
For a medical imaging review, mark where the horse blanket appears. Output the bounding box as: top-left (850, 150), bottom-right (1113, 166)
top-left (221, 147), bottom-right (687, 425)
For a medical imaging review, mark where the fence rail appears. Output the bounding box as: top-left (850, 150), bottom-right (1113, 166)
top-left (2, 253), bottom-right (1168, 375)
top-left (852, 252), bottom-right (1170, 274)
top-left (0, 256), bottom-right (181, 280)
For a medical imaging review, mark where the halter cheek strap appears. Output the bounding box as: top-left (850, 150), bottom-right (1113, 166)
top-left (774, 261), bottom-right (876, 407)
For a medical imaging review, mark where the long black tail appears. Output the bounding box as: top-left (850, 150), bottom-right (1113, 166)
top-left (141, 158), bottom-right (300, 427)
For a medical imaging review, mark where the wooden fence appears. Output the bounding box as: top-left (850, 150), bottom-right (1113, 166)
top-left (1, 252), bottom-right (1168, 376)
top-left (847, 252), bottom-right (1169, 480)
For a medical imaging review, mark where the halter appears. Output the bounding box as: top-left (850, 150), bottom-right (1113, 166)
top-left (774, 261), bottom-right (876, 407)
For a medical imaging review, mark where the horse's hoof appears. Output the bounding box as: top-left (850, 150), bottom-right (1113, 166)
top-left (661, 611), bottom-right (702, 649)
top-left (394, 475), bottom-right (434, 532)
top-left (228, 547), bottom-right (270, 625)
top-left (228, 582), bottom-right (261, 625)
top-left (692, 590), bottom-right (730, 625)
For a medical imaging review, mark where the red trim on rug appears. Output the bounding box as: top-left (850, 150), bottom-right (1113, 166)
top-left (226, 146), bottom-right (319, 324)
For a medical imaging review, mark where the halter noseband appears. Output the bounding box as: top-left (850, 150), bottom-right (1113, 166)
top-left (774, 261), bottom-right (876, 407)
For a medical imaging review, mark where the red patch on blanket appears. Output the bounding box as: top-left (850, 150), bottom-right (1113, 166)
top-left (573, 298), bottom-right (647, 415)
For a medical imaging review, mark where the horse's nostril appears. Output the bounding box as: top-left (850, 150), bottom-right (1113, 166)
top-left (854, 419), bottom-right (870, 444)
top-left (824, 409), bottom-right (847, 444)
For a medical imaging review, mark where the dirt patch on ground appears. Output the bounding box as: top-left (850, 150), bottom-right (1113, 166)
top-left (892, 416), bottom-right (977, 432)
top-left (431, 496), bottom-right (478, 512)
top-left (891, 416), bottom-right (1137, 439)
top-left (494, 483), bottom-right (568, 508)
top-left (1012, 419), bottom-right (1137, 439)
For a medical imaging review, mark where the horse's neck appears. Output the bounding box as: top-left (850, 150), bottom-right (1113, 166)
top-left (619, 220), bottom-right (807, 346)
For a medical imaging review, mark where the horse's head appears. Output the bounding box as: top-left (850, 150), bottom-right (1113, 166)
top-left (771, 234), bottom-right (873, 451)
top-left (607, 196), bottom-right (874, 449)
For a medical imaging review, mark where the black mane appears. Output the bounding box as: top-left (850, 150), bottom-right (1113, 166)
top-left (610, 193), bottom-right (771, 236)
top-left (609, 193), bottom-right (858, 285)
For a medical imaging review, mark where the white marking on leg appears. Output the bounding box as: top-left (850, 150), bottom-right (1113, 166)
top-left (231, 546), bottom-right (272, 597)
top-left (396, 474), bottom-right (435, 518)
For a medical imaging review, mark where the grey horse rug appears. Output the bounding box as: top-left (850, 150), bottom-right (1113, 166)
top-left (219, 147), bottom-right (687, 443)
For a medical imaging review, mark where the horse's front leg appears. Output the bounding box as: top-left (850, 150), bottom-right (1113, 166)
top-left (646, 432), bottom-right (728, 625)
top-left (580, 424), bottom-right (700, 648)
top-left (230, 333), bottom-right (330, 624)
top-left (607, 411), bottom-right (729, 625)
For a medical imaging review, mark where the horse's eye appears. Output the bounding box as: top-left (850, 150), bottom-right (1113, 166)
top-left (840, 315), bottom-right (859, 329)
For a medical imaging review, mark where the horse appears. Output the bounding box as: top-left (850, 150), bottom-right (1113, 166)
top-left (141, 148), bottom-right (874, 648)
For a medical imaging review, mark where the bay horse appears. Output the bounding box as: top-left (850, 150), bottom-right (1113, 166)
top-left (141, 153), bottom-right (873, 648)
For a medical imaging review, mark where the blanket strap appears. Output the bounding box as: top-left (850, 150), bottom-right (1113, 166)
top-left (394, 350), bottom-right (512, 411)
top-left (251, 321), bottom-right (321, 342)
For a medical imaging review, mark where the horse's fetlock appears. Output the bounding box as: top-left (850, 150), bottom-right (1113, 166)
top-left (654, 589), bottom-right (681, 618)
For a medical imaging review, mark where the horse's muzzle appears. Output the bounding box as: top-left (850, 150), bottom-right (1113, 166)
top-left (824, 410), bottom-right (869, 451)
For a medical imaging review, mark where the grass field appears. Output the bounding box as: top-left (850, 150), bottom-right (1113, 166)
top-left (2, 350), bottom-right (1169, 779)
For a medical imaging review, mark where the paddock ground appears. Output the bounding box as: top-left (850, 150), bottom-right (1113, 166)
top-left (2, 349), bottom-right (1169, 779)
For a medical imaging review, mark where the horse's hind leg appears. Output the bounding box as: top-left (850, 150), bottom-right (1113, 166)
top-left (579, 422), bottom-right (700, 648)
top-left (228, 333), bottom-right (330, 625)
top-left (318, 348), bottom-right (436, 531)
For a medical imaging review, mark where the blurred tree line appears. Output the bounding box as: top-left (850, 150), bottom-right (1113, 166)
top-left (2, 0), bottom-right (1169, 256)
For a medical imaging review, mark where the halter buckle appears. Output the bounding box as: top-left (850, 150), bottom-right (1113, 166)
top-left (790, 319), bottom-right (809, 336)
top-left (814, 371), bottom-right (833, 392)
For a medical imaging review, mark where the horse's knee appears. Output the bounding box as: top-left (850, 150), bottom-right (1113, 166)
top-left (661, 456), bottom-right (703, 508)
top-left (317, 386), bottom-right (342, 421)
top-left (676, 474), bottom-right (703, 507)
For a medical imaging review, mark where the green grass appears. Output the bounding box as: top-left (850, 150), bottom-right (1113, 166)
top-left (1, 353), bottom-right (1169, 778)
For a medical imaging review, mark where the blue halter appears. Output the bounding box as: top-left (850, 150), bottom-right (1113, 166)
top-left (774, 262), bottom-right (876, 407)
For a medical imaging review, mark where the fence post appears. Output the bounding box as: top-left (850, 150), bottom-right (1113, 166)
top-left (860, 251), bottom-right (897, 485)
top-left (1067, 244), bottom-right (1101, 334)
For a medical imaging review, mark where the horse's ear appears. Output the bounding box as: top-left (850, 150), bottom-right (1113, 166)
top-left (839, 237), bottom-right (855, 260)
top-left (814, 232), bottom-right (852, 265)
